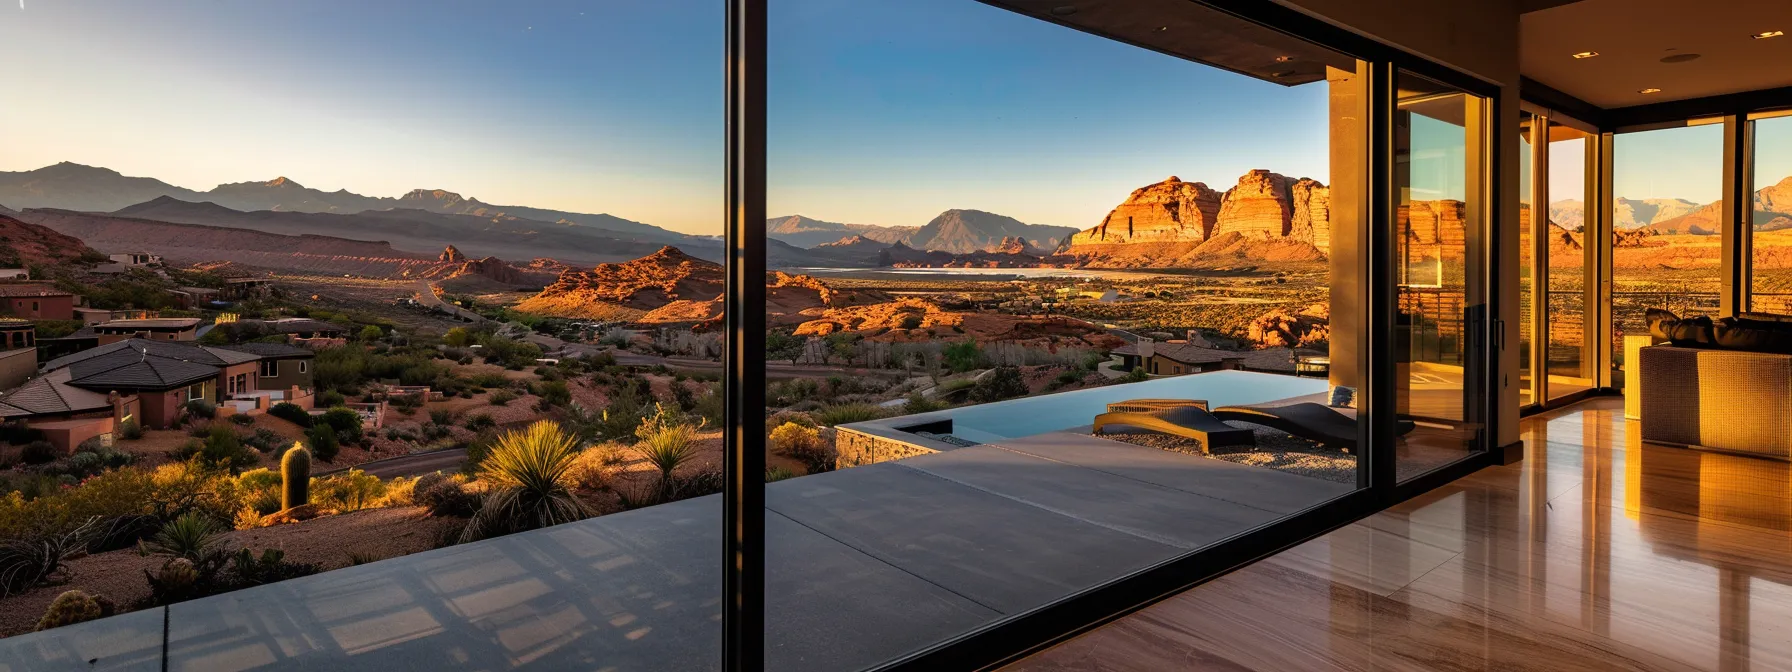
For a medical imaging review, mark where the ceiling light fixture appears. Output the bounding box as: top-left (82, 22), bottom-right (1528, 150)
top-left (1639, 88), bottom-right (1662, 94)
top-left (1571, 51), bottom-right (1599, 59)
top-left (1754, 30), bottom-right (1784, 39)
top-left (1048, 5), bottom-right (1077, 17)
top-left (1660, 53), bottom-right (1702, 63)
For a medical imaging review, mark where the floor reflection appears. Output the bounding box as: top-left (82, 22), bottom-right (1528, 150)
top-left (1010, 397), bottom-right (1792, 672)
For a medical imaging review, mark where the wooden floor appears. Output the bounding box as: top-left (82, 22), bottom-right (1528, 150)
top-left (1007, 397), bottom-right (1792, 672)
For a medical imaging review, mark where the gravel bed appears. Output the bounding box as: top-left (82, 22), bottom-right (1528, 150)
top-left (1091, 422), bottom-right (1358, 484)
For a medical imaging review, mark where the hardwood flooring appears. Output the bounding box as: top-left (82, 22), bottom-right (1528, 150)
top-left (1007, 398), bottom-right (1792, 672)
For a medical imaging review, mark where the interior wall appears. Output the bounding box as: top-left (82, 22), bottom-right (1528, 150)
top-left (1275, 0), bottom-right (1524, 449)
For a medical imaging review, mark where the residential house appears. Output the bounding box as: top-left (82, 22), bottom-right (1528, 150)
top-left (91, 318), bottom-right (203, 344)
top-left (169, 287), bottom-right (221, 309)
top-left (0, 285), bottom-right (76, 321)
top-left (220, 278), bottom-right (273, 300)
top-left (217, 342), bottom-right (314, 392)
top-left (25, 338), bottom-right (313, 432)
top-left (74, 308), bottom-right (156, 326)
top-left (108, 252), bottom-right (162, 267)
top-left (0, 269), bottom-right (29, 280)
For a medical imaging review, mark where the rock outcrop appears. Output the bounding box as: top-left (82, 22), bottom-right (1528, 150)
top-left (1059, 170), bottom-right (1330, 267)
top-left (439, 245), bottom-right (466, 263)
top-left (513, 246), bottom-right (724, 319)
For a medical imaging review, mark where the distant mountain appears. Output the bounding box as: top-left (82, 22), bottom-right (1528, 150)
top-left (765, 215), bottom-right (914, 249)
top-left (906, 209), bottom-right (1077, 254)
top-left (1546, 197), bottom-right (1703, 231)
top-left (765, 211), bottom-right (1073, 254)
top-left (1628, 177), bottom-right (1792, 235)
top-left (110, 196), bottom-right (706, 266)
top-left (0, 214), bottom-right (104, 268)
top-left (0, 162), bottom-right (697, 246)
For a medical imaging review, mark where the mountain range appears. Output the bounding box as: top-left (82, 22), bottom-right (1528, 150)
top-left (1545, 177), bottom-right (1792, 234)
top-left (0, 162), bottom-right (698, 246)
top-left (767, 210), bottom-right (1077, 254)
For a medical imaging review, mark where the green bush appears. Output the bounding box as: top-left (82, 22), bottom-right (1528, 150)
top-left (944, 341), bottom-right (985, 373)
top-left (1122, 367), bottom-right (1150, 383)
top-left (413, 473), bottom-right (480, 518)
top-left (313, 470), bottom-right (384, 512)
top-left (183, 425), bottom-right (258, 473)
top-left (20, 441), bottom-right (58, 465)
top-left (488, 390), bottom-right (518, 406)
top-left (317, 390), bottom-right (346, 408)
top-left (464, 414), bottom-right (495, 431)
top-left (183, 400), bottom-right (217, 421)
top-left (304, 425), bottom-right (339, 463)
top-left (534, 380), bottom-right (570, 408)
top-left (903, 393), bottom-right (946, 414)
top-left (268, 403), bottom-right (311, 427)
top-left (970, 367), bottom-right (1028, 403)
top-left (117, 419), bottom-right (144, 441)
top-left (319, 408), bottom-right (364, 444)
top-left (229, 414), bottom-right (256, 427)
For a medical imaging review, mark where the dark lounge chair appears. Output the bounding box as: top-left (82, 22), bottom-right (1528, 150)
top-left (1210, 402), bottom-right (1413, 452)
top-left (1093, 404), bottom-right (1256, 454)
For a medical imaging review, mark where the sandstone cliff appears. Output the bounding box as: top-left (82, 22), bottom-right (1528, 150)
top-left (1059, 170), bottom-right (1329, 267)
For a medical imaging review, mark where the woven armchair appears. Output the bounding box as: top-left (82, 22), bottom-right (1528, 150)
top-left (1638, 345), bottom-right (1792, 459)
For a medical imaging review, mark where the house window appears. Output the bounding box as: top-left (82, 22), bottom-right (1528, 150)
top-left (299, 361), bottom-right (308, 374)
top-left (187, 383), bottom-right (206, 401)
top-left (259, 360), bottom-right (279, 377)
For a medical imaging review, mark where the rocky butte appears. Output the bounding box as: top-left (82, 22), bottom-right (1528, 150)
top-left (1058, 170), bottom-right (1331, 267)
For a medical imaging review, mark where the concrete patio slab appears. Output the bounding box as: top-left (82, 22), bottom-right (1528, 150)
top-left (766, 462), bottom-right (1181, 615)
top-left (900, 445), bottom-right (1285, 549)
top-left (765, 509), bottom-right (997, 672)
top-left (992, 432), bottom-right (1356, 514)
top-left (164, 496), bottom-right (722, 672)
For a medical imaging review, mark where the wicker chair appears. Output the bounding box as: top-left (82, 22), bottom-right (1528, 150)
top-left (1638, 344), bottom-right (1792, 460)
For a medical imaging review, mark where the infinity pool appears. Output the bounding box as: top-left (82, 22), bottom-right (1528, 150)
top-left (936, 370), bottom-right (1330, 444)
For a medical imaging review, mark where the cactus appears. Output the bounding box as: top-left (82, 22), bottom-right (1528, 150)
top-left (281, 443), bottom-right (312, 511)
top-left (34, 590), bottom-right (103, 631)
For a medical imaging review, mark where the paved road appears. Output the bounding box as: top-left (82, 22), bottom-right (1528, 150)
top-left (414, 280), bottom-right (488, 322)
top-left (321, 447), bottom-right (468, 479)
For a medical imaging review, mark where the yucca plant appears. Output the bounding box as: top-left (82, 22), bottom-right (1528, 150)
top-left (140, 512), bottom-right (224, 563)
top-left (633, 404), bottom-right (702, 491)
top-left (459, 421), bottom-right (592, 543)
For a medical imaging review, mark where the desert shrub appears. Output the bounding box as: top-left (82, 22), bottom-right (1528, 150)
top-left (359, 325), bottom-right (384, 342)
top-left (304, 424), bottom-right (340, 463)
top-left (226, 548), bottom-right (319, 588)
top-left (897, 314), bottom-right (923, 330)
top-left (380, 476), bottom-right (419, 507)
top-left (319, 407), bottom-right (365, 444)
top-left (268, 403), bottom-right (312, 427)
top-left (229, 414), bottom-right (256, 427)
top-left (691, 383), bottom-right (724, 428)
top-left (464, 414), bottom-right (496, 431)
top-left (429, 409), bottom-right (453, 426)
top-left (178, 425), bottom-right (258, 473)
top-left (182, 400), bottom-right (217, 421)
top-left (903, 393), bottom-right (946, 414)
top-left (765, 466), bottom-right (799, 482)
top-left (469, 372), bottom-right (512, 389)
top-left (811, 404), bottom-right (888, 427)
top-left (234, 469), bottom-right (284, 516)
top-left (53, 445), bottom-right (134, 480)
top-left (443, 327), bottom-right (473, 347)
top-left (1122, 367), bottom-right (1150, 383)
top-left (970, 367), bottom-right (1028, 403)
top-left (140, 512), bottom-right (226, 563)
top-left (770, 422), bottom-right (820, 456)
top-left (537, 380), bottom-right (571, 407)
top-left (412, 473), bottom-right (480, 517)
top-left (0, 518), bottom-right (101, 596)
top-left (617, 466), bottom-right (724, 510)
top-left (313, 470), bottom-right (386, 513)
top-left (184, 420), bottom-right (215, 439)
top-left (567, 444), bottom-right (624, 491)
top-left (944, 341), bottom-right (985, 373)
top-left (317, 390), bottom-right (346, 408)
top-left (242, 428), bottom-right (285, 453)
top-left (117, 419), bottom-right (145, 441)
top-left (459, 421), bottom-right (590, 543)
top-left (488, 390), bottom-right (518, 406)
top-left (20, 440), bottom-right (58, 465)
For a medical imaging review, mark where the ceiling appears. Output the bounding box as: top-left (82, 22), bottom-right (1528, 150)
top-left (1521, 0), bottom-right (1792, 109)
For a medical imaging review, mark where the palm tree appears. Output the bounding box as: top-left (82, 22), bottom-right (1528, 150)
top-left (460, 420), bottom-right (592, 543)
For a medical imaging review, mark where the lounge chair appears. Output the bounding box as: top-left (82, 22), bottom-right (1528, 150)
top-left (1210, 402), bottom-right (1413, 452)
top-left (1093, 404), bottom-right (1256, 454)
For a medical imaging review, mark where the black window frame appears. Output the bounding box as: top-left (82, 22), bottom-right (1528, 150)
top-left (721, 1), bottom-right (1506, 670)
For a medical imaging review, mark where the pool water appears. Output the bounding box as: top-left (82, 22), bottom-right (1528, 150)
top-left (938, 370), bottom-right (1329, 442)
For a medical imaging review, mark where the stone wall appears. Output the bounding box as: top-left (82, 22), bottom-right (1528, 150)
top-left (834, 426), bottom-right (939, 469)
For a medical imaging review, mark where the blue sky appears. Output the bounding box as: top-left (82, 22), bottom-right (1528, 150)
top-left (6, 1), bottom-right (1770, 236)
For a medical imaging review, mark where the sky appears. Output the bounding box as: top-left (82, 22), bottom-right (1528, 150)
top-left (5, 1), bottom-right (1773, 237)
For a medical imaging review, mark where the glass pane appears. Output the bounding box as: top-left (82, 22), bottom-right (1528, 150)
top-left (1751, 115), bottom-right (1792, 313)
top-left (1611, 123), bottom-right (1725, 385)
top-left (0, 0), bottom-right (723, 666)
top-left (1394, 72), bottom-right (1487, 480)
top-left (1518, 113), bottom-right (1534, 406)
top-left (767, 1), bottom-right (1363, 667)
top-left (1546, 123), bottom-right (1594, 401)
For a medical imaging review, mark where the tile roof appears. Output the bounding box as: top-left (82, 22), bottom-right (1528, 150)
top-left (94, 318), bottom-right (204, 330)
top-left (67, 355), bottom-right (220, 390)
top-left (41, 338), bottom-right (232, 372)
top-left (0, 369), bottom-right (113, 417)
top-left (0, 285), bottom-right (73, 298)
top-left (215, 342), bottom-right (314, 358)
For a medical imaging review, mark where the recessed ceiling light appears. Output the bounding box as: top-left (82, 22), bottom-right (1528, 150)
top-left (1049, 5), bottom-right (1077, 17)
top-left (1661, 53), bottom-right (1702, 63)
top-left (1571, 51), bottom-right (1599, 59)
top-left (1274, 56), bottom-right (1293, 63)
top-left (1639, 88), bottom-right (1662, 94)
top-left (1754, 30), bottom-right (1785, 39)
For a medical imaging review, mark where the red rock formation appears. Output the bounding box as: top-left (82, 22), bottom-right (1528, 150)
top-left (0, 215), bottom-right (104, 268)
top-left (440, 245), bottom-right (466, 263)
top-left (1067, 176), bottom-right (1220, 248)
top-left (1058, 171), bottom-right (1330, 267)
top-left (1213, 170), bottom-right (1298, 239)
top-left (513, 246), bottom-right (723, 318)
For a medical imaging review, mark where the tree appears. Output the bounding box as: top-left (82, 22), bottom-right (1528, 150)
top-left (970, 367), bottom-right (1028, 403)
top-left (765, 331), bottom-right (803, 364)
top-left (944, 341), bottom-right (984, 373)
top-left (358, 325), bottom-right (384, 342)
top-left (443, 327), bottom-right (473, 347)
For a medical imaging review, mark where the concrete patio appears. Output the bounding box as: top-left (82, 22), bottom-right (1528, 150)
top-left (0, 433), bottom-right (1352, 672)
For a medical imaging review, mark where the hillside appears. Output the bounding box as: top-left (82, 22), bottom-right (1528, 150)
top-left (513, 247), bottom-right (725, 320)
top-left (765, 210), bottom-right (1073, 254)
top-left (1638, 176), bottom-right (1792, 235)
top-left (111, 196), bottom-right (699, 265)
top-left (766, 215), bottom-right (915, 248)
top-left (0, 162), bottom-right (698, 247)
top-left (0, 214), bottom-right (104, 268)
